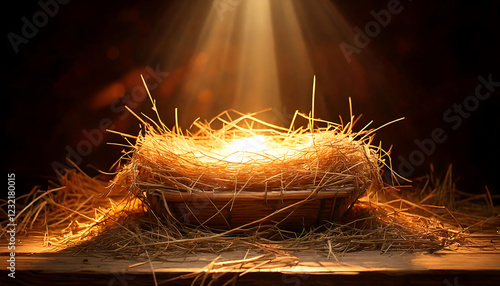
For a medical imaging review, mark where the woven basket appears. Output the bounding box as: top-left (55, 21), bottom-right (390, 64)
top-left (145, 183), bottom-right (369, 231)
top-left (112, 110), bottom-right (382, 231)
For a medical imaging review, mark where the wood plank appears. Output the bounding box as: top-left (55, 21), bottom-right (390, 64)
top-left (5, 250), bottom-right (500, 273)
top-left (1, 235), bottom-right (499, 285)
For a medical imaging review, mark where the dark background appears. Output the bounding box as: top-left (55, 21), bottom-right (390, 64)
top-left (2, 0), bottom-right (499, 197)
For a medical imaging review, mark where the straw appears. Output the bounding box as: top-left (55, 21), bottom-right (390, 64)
top-left (0, 83), bottom-right (497, 285)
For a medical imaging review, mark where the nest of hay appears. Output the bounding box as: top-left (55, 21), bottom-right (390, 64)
top-left (111, 109), bottom-right (384, 230)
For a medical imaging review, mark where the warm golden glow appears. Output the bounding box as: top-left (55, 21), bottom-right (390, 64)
top-left (217, 134), bottom-right (317, 163)
top-left (154, 0), bottom-right (357, 125)
top-left (222, 135), bottom-right (270, 163)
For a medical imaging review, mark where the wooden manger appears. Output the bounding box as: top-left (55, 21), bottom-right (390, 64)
top-left (112, 107), bottom-right (383, 231)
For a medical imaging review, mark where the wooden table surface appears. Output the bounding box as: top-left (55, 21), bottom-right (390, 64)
top-left (1, 234), bottom-right (499, 286)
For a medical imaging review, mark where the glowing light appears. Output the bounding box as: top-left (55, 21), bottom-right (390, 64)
top-left (153, 0), bottom-right (373, 125)
top-left (227, 135), bottom-right (268, 154)
top-left (201, 133), bottom-right (314, 164)
top-left (222, 135), bottom-right (270, 163)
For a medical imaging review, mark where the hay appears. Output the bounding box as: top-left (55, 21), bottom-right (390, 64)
top-left (1, 159), bottom-right (499, 285)
top-left (114, 109), bottom-right (380, 194)
top-left (3, 166), bottom-right (497, 256)
top-left (107, 105), bottom-right (387, 230)
top-left (1, 88), bottom-right (498, 285)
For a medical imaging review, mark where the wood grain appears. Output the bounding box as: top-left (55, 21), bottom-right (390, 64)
top-left (1, 235), bottom-right (499, 285)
